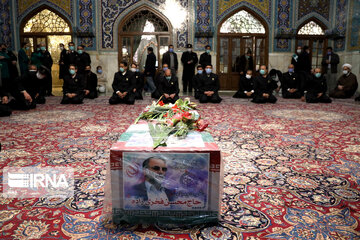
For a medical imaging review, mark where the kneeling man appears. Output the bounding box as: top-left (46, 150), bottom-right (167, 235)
top-left (198, 64), bottom-right (222, 103)
top-left (305, 68), bottom-right (332, 103)
top-left (109, 62), bottom-right (136, 105)
top-left (158, 69), bottom-right (179, 104)
top-left (61, 64), bottom-right (85, 104)
top-left (252, 65), bottom-right (277, 104)
top-left (282, 64), bottom-right (302, 99)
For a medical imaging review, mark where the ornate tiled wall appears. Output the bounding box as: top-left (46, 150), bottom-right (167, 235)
top-left (16, 0), bottom-right (73, 22)
top-left (348, 0), bottom-right (360, 51)
top-left (0, 0), bottom-right (12, 47)
top-left (334, 0), bottom-right (347, 51)
top-left (101, 0), bottom-right (189, 49)
top-left (0, 0), bottom-right (358, 54)
top-left (297, 0), bottom-right (330, 21)
top-left (77, 0), bottom-right (95, 50)
top-left (195, 0), bottom-right (212, 50)
top-left (216, 0), bottom-right (272, 24)
top-left (274, 0), bottom-right (292, 52)
top-left (176, 0), bottom-right (189, 49)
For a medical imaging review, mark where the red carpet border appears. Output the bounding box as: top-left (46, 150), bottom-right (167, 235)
top-left (1, 96), bottom-right (360, 239)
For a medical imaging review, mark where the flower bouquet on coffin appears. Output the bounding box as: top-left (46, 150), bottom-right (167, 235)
top-left (135, 98), bottom-right (209, 149)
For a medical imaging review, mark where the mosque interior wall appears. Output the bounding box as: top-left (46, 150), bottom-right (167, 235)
top-left (1, 0), bottom-right (359, 93)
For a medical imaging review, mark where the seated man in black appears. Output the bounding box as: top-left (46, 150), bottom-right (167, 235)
top-left (130, 63), bottom-right (144, 100)
top-left (252, 65), bottom-right (277, 104)
top-left (282, 64), bottom-right (302, 99)
top-left (330, 63), bottom-right (358, 99)
top-left (0, 86), bottom-right (11, 116)
top-left (84, 65), bottom-right (98, 99)
top-left (9, 65), bottom-right (47, 110)
top-left (109, 61), bottom-right (135, 105)
top-left (61, 64), bottom-right (85, 104)
top-left (158, 69), bottom-right (179, 104)
top-left (193, 65), bottom-right (204, 99)
top-left (269, 69), bottom-right (282, 93)
top-left (305, 68), bottom-right (332, 103)
top-left (198, 64), bottom-right (222, 103)
top-left (152, 63), bottom-right (169, 99)
top-left (233, 69), bottom-right (254, 98)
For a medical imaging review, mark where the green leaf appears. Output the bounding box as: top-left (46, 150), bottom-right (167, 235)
top-left (148, 123), bottom-right (172, 149)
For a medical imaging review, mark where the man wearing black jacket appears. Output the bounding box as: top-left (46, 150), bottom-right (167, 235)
top-left (198, 64), bottom-right (222, 103)
top-left (65, 42), bottom-right (78, 70)
top-left (158, 69), bottom-right (179, 104)
top-left (84, 65), bottom-right (98, 99)
top-left (144, 47), bottom-right (156, 94)
top-left (75, 45), bottom-right (91, 75)
top-left (59, 43), bottom-right (67, 79)
top-left (38, 43), bottom-right (53, 96)
top-left (109, 62), bottom-right (135, 105)
top-left (298, 46), bottom-right (312, 74)
top-left (130, 63), bottom-right (144, 100)
top-left (0, 86), bottom-right (11, 116)
top-left (61, 64), bottom-right (85, 104)
top-left (321, 47), bottom-right (339, 93)
top-left (152, 63), bottom-right (168, 99)
top-left (162, 45), bottom-right (178, 73)
top-left (9, 65), bottom-right (47, 109)
top-left (291, 46), bottom-right (302, 73)
top-left (199, 45), bottom-right (212, 69)
top-left (282, 64), bottom-right (302, 99)
top-left (252, 65), bottom-right (277, 104)
top-left (305, 68), bottom-right (332, 103)
top-left (181, 43), bottom-right (198, 93)
top-left (235, 48), bottom-right (254, 75)
top-left (193, 65), bottom-right (204, 99)
top-left (233, 69), bottom-right (254, 98)
top-left (6, 47), bottom-right (19, 81)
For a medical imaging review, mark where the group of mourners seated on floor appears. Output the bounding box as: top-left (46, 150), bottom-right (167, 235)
top-left (232, 63), bottom-right (358, 104)
top-left (0, 60), bottom-right (358, 117)
top-left (0, 62), bottom-right (100, 116)
top-left (108, 61), bottom-right (221, 105)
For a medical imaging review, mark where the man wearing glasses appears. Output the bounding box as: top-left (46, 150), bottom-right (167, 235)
top-left (130, 157), bottom-right (175, 210)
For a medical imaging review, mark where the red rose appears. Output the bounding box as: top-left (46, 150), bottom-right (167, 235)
top-left (166, 119), bottom-right (174, 126)
top-left (196, 119), bottom-right (208, 131)
top-left (173, 113), bottom-right (183, 120)
top-left (182, 111), bottom-right (192, 120)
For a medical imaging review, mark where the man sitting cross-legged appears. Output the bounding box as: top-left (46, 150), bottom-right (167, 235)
top-left (61, 64), bottom-right (85, 104)
top-left (109, 61), bottom-right (136, 105)
top-left (158, 69), bottom-right (179, 104)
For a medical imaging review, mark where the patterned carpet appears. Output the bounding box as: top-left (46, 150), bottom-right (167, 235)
top-left (1, 96), bottom-right (360, 239)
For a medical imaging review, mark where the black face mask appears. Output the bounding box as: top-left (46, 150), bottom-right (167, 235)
top-left (85, 70), bottom-right (91, 74)
top-left (1, 48), bottom-right (6, 52)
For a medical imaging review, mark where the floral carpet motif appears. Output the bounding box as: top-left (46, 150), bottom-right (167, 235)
top-left (1, 96), bottom-right (360, 239)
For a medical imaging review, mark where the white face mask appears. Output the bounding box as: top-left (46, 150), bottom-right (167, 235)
top-left (343, 70), bottom-right (349, 75)
top-left (130, 68), bottom-right (137, 72)
top-left (296, 49), bottom-right (301, 54)
top-left (144, 168), bottom-right (165, 186)
top-left (245, 74), bottom-right (251, 79)
top-left (187, 49), bottom-right (192, 52)
top-left (36, 72), bottom-right (45, 79)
